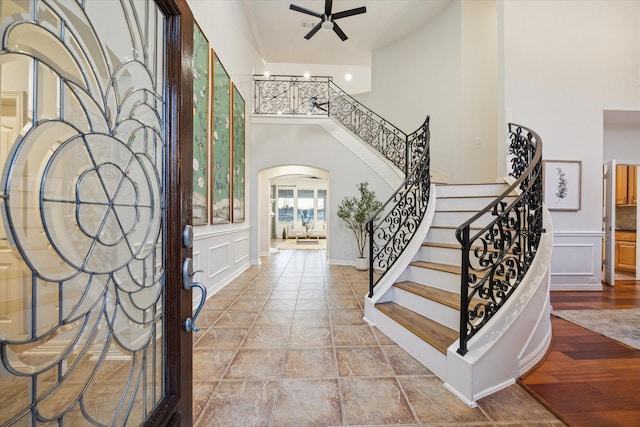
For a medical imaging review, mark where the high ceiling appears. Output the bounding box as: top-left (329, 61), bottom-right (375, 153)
top-left (243, 0), bottom-right (451, 65)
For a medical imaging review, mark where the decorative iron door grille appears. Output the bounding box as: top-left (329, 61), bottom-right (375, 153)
top-left (0, 0), bottom-right (172, 425)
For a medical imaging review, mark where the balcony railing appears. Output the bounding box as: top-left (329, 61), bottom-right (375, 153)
top-left (253, 75), bottom-right (412, 175)
top-left (455, 123), bottom-right (543, 355)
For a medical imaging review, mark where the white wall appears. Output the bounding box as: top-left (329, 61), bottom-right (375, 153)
top-left (502, 0), bottom-right (640, 289)
top-left (604, 122), bottom-right (640, 163)
top-left (355, 0), bottom-right (499, 184)
top-left (460, 0), bottom-right (498, 183)
top-left (188, 0), bottom-right (263, 295)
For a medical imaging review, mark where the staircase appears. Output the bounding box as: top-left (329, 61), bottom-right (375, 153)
top-left (364, 181), bottom-right (553, 406)
top-left (253, 75), bottom-right (553, 407)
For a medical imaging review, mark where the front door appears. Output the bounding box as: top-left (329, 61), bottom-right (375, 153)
top-left (0, 0), bottom-right (194, 425)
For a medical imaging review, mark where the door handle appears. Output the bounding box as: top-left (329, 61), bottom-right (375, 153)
top-left (182, 257), bottom-right (207, 332)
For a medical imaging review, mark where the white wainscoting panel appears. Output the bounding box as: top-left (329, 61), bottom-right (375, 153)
top-left (550, 231), bottom-right (603, 291)
top-left (194, 226), bottom-right (251, 298)
top-left (193, 250), bottom-right (201, 272)
top-left (209, 243), bottom-right (230, 278)
top-left (234, 236), bottom-right (250, 264)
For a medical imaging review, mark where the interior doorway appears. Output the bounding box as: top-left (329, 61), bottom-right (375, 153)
top-left (258, 165), bottom-right (329, 257)
top-left (602, 110), bottom-right (640, 285)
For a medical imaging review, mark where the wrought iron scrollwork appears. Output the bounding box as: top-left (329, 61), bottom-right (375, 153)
top-left (367, 117), bottom-right (431, 295)
top-left (0, 1), bottom-right (167, 425)
top-left (253, 75), bottom-right (410, 172)
top-left (456, 123), bottom-right (543, 355)
top-left (328, 85), bottom-right (408, 173)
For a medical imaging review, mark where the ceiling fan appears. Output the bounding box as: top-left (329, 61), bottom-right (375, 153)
top-left (289, 0), bottom-right (367, 41)
top-left (308, 96), bottom-right (329, 113)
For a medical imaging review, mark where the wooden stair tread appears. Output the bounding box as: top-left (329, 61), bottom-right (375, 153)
top-left (422, 242), bottom-right (461, 250)
top-left (395, 281), bottom-right (460, 309)
top-left (410, 261), bottom-right (460, 275)
top-left (435, 182), bottom-right (507, 186)
top-left (429, 225), bottom-right (484, 230)
top-left (394, 281), bottom-right (484, 310)
top-left (435, 209), bottom-right (485, 213)
top-left (422, 241), bottom-right (514, 254)
top-left (376, 301), bottom-right (457, 354)
top-left (437, 194), bottom-right (516, 199)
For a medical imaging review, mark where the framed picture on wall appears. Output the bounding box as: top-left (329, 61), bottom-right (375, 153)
top-left (210, 50), bottom-right (231, 224)
top-left (192, 21), bottom-right (209, 225)
top-left (543, 160), bottom-right (582, 211)
top-left (231, 83), bottom-right (245, 223)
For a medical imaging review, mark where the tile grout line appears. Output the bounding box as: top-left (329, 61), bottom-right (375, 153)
top-left (195, 251), bottom-right (294, 426)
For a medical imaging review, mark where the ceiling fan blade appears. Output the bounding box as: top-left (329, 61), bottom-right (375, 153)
top-left (332, 6), bottom-right (367, 20)
top-left (333, 22), bottom-right (348, 41)
top-left (304, 21), bottom-right (323, 40)
top-left (325, 0), bottom-right (333, 17)
top-left (289, 4), bottom-right (322, 18)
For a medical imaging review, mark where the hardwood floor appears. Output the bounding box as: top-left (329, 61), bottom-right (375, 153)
top-left (520, 281), bottom-right (640, 426)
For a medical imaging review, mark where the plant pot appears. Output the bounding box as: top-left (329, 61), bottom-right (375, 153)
top-left (354, 257), bottom-right (368, 271)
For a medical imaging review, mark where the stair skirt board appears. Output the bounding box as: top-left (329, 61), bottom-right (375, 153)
top-left (391, 286), bottom-right (460, 330)
top-left (371, 305), bottom-right (449, 379)
top-left (518, 322), bottom-right (552, 376)
top-left (443, 378), bottom-right (515, 408)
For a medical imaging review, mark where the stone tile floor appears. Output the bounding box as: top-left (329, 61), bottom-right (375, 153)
top-left (193, 249), bottom-right (564, 426)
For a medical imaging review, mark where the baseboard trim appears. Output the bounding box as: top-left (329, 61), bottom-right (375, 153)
top-left (550, 283), bottom-right (603, 291)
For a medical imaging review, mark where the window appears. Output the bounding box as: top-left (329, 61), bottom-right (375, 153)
top-left (317, 189), bottom-right (326, 221)
top-left (297, 189), bottom-right (314, 224)
top-left (277, 188), bottom-right (294, 221)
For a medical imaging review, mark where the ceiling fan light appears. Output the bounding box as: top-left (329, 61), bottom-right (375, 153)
top-left (321, 20), bottom-right (334, 30)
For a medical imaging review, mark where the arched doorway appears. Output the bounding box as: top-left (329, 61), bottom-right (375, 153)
top-left (258, 166), bottom-right (329, 256)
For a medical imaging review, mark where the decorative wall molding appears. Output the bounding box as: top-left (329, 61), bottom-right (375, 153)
top-left (194, 227), bottom-right (251, 299)
top-left (234, 236), bottom-right (250, 264)
top-left (194, 225), bottom-right (251, 240)
top-left (550, 230), bottom-right (603, 291)
top-left (209, 243), bottom-right (230, 278)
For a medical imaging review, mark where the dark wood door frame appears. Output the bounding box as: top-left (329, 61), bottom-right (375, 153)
top-left (146, 0), bottom-right (194, 425)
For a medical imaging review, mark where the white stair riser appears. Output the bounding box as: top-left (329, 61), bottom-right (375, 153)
top-left (416, 245), bottom-right (461, 265)
top-left (392, 287), bottom-right (460, 330)
top-left (431, 211), bottom-right (495, 227)
top-left (405, 265), bottom-right (461, 292)
top-left (374, 308), bottom-right (448, 379)
top-left (436, 184), bottom-right (508, 198)
top-left (437, 196), bottom-right (515, 211)
top-left (426, 228), bottom-right (459, 245)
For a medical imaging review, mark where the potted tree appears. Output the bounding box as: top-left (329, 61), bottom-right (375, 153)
top-left (337, 182), bottom-right (383, 270)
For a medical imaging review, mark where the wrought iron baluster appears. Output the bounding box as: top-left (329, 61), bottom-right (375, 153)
top-left (456, 123), bottom-right (543, 355)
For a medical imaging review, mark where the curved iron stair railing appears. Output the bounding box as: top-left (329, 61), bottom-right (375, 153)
top-left (366, 117), bottom-right (431, 296)
top-left (455, 123), bottom-right (544, 355)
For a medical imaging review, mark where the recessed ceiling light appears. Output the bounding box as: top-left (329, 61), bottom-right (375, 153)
top-left (303, 72), bottom-right (310, 79)
top-left (264, 71), bottom-right (270, 77)
top-left (345, 73), bottom-right (353, 81)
